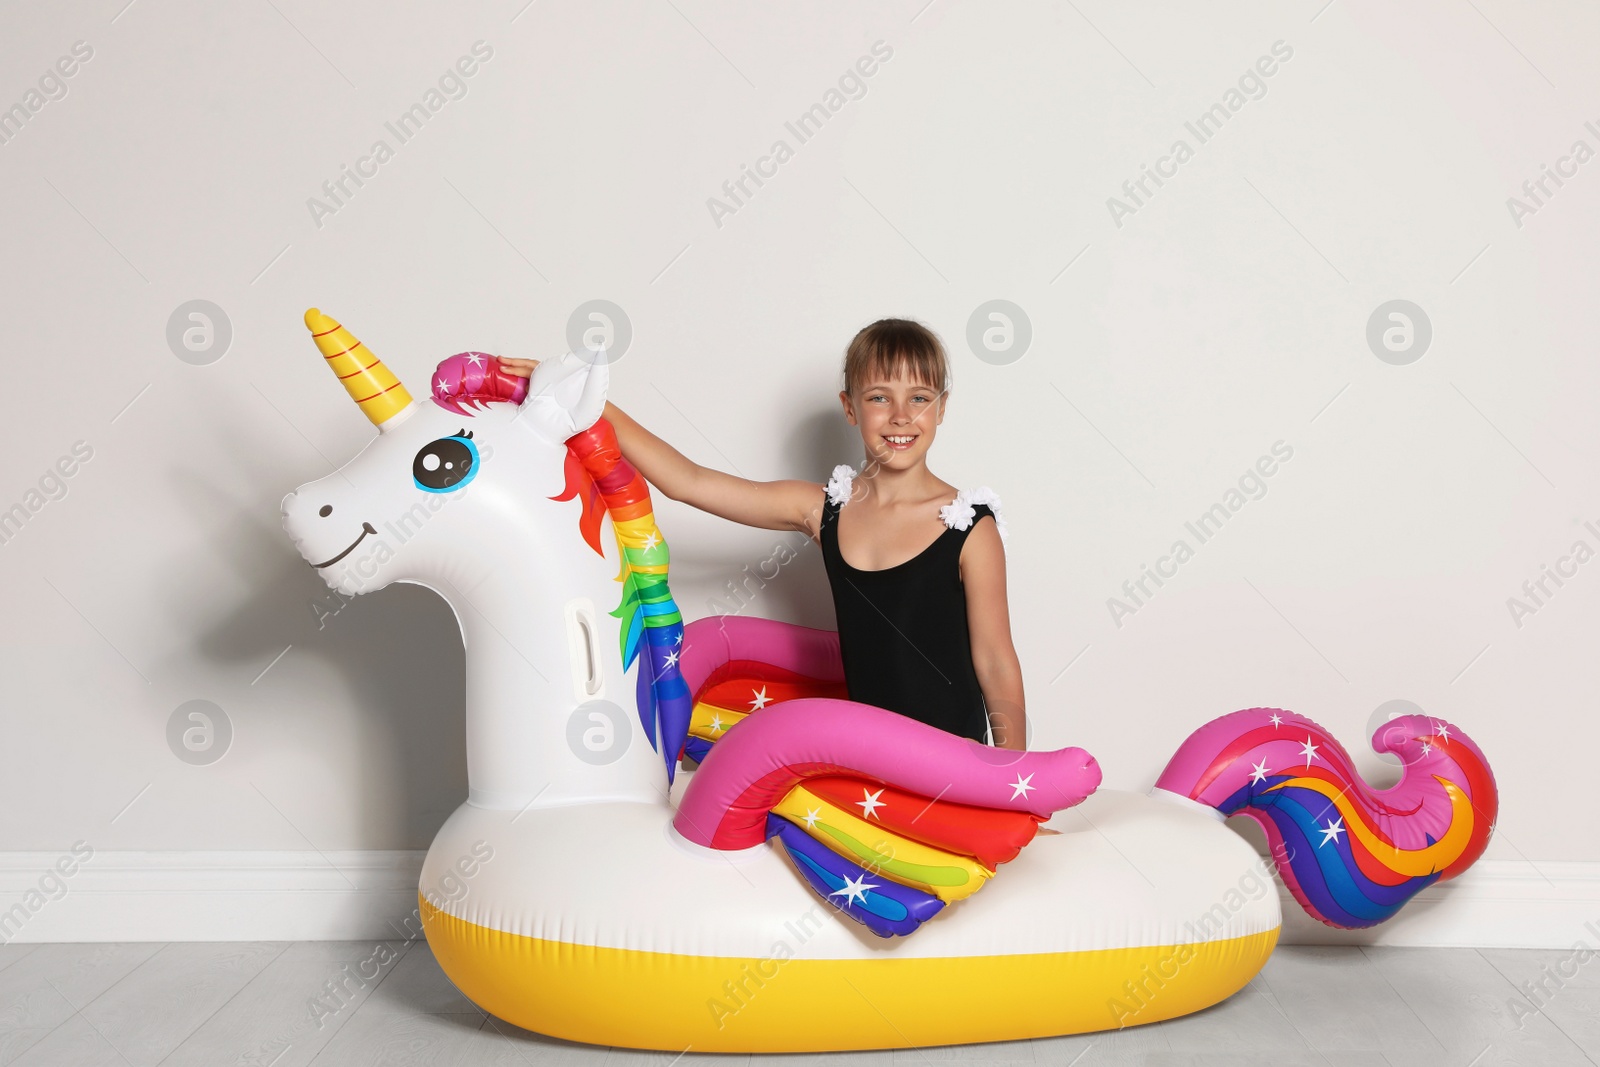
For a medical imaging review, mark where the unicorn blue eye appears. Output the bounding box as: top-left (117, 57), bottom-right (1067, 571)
top-left (414, 431), bottom-right (480, 493)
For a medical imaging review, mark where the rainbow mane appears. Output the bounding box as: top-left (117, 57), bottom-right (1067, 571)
top-left (1154, 708), bottom-right (1498, 928)
top-left (431, 355), bottom-right (692, 784)
top-left (554, 419), bottom-right (691, 783)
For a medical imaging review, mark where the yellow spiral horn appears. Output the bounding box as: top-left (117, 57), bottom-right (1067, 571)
top-left (304, 308), bottom-right (414, 427)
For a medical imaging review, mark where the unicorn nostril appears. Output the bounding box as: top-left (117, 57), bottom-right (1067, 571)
top-left (319, 505), bottom-right (332, 517)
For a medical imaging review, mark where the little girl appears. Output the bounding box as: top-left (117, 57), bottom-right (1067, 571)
top-left (500, 319), bottom-right (1026, 750)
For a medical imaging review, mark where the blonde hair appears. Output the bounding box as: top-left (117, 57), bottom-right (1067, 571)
top-left (841, 319), bottom-right (950, 398)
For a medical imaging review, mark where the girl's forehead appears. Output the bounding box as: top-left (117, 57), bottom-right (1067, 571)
top-left (858, 367), bottom-right (939, 391)
top-left (859, 384), bottom-right (939, 396)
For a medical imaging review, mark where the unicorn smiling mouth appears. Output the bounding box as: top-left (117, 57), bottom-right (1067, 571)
top-left (313, 521), bottom-right (378, 568)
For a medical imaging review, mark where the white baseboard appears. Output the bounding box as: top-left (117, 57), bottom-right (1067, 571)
top-left (2, 852), bottom-right (1596, 949)
top-left (0, 851), bottom-right (429, 945)
top-left (1272, 859), bottom-right (1600, 949)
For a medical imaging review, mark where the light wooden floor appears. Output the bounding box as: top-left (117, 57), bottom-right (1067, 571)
top-left (0, 939), bottom-right (1594, 1066)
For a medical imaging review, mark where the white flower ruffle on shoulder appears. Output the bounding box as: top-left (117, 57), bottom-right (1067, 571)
top-left (940, 486), bottom-right (1009, 547)
top-left (828, 464), bottom-right (1008, 549)
top-left (826, 464), bottom-right (857, 506)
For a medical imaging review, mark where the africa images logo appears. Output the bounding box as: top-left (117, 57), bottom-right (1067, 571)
top-left (705, 41), bottom-right (894, 228)
top-left (1106, 40), bottom-right (1294, 228)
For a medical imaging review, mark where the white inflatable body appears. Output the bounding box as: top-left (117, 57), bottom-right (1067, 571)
top-left (281, 311), bottom-right (1279, 1051)
top-left (422, 785), bottom-right (1279, 1050)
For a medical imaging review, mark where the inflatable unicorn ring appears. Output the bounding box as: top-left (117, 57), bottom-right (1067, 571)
top-left (279, 310), bottom-right (1497, 1052)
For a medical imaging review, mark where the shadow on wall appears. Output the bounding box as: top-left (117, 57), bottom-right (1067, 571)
top-left (166, 460), bottom-right (466, 851)
top-left (670, 399), bottom-right (862, 630)
top-left (148, 385), bottom-right (861, 849)
top-left (796, 400), bottom-right (868, 486)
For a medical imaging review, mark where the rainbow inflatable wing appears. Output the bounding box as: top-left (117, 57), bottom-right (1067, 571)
top-left (672, 618), bottom-right (1101, 938)
top-left (681, 658), bottom-right (848, 764)
top-left (1153, 708), bottom-right (1498, 928)
top-left (668, 620), bottom-right (1068, 940)
top-left (758, 772), bottom-right (1050, 937)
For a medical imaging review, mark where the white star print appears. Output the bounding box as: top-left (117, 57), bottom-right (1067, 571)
top-left (708, 713), bottom-right (726, 734)
top-left (435, 377), bottom-right (450, 394)
top-left (1436, 722), bottom-right (1451, 743)
top-left (1250, 760), bottom-right (1270, 785)
top-left (1419, 740), bottom-right (1432, 756)
top-left (748, 686), bottom-right (771, 711)
top-left (856, 788), bottom-right (886, 820)
top-left (1009, 773), bottom-right (1035, 800)
top-left (642, 531), bottom-right (660, 551)
top-left (1300, 736), bottom-right (1319, 767)
top-left (664, 649), bottom-right (679, 668)
top-left (1269, 713), bottom-right (1283, 728)
top-left (830, 872), bottom-right (878, 906)
top-left (674, 632), bottom-right (683, 646)
top-left (466, 353), bottom-right (484, 367)
top-left (802, 807), bottom-right (822, 829)
top-left (1319, 817), bottom-right (1346, 847)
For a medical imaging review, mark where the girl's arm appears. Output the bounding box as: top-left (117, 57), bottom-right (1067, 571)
top-left (960, 516), bottom-right (1027, 750)
top-left (498, 358), bottom-right (825, 537)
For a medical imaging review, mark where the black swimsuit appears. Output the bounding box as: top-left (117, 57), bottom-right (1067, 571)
top-left (820, 478), bottom-right (996, 743)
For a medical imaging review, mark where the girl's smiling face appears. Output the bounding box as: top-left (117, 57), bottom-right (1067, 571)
top-left (840, 369), bottom-right (947, 468)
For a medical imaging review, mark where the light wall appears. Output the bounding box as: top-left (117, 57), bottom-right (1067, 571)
top-left (1, 0), bottom-right (1595, 942)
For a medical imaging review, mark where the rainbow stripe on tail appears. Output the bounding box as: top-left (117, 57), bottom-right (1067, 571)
top-left (1153, 708), bottom-right (1498, 928)
top-left (554, 418), bottom-right (692, 785)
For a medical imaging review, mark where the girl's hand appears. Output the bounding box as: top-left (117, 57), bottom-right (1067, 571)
top-left (498, 357), bottom-right (540, 378)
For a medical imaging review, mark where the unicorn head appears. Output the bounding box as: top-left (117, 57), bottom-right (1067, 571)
top-left (283, 309), bottom-right (605, 596)
top-left (281, 310), bottom-right (691, 809)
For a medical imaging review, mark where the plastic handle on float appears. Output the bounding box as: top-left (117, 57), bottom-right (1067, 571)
top-left (578, 613), bottom-right (601, 696)
top-left (564, 598), bottom-right (604, 700)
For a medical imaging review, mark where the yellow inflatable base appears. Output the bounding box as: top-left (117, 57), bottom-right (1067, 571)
top-left (420, 895), bottom-right (1279, 1051)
